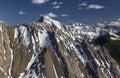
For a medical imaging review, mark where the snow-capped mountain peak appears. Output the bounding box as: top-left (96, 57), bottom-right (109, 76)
top-left (37, 15), bottom-right (62, 29)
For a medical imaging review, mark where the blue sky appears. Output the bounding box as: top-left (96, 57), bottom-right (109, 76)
top-left (0, 0), bottom-right (120, 25)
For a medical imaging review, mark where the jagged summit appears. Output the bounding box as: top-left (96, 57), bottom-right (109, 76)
top-left (36, 15), bottom-right (63, 29)
top-left (37, 15), bottom-right (53, 23)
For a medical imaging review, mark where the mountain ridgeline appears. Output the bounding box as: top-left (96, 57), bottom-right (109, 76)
top-left (0, 16), bottom-right (120, 78)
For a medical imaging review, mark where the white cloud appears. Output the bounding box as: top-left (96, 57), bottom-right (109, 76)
top-left (44, 13), bottom-right (68, 18)
top-left (61, 14), bottom-right (69, 17)
top-left (51, 1), bottom-right (57, 5)
top-left (59, 2), bottom-right (63, 5)
top-left (78, 2), bottom-right (87, 10)
top-left (87, 4), bottom-right (105, 9)
top-left (78, 7), bottom-right (83, 10)
top-left (31, 0), bottom-right (49, 5)
top-left (51, 1), bottom-right (63, 10)
top-left (78, 2), bottom-right (87, 7)
top-left (46, 12), bottom-right (57, 18)
top-left (0, 20), bottom-right (7, 24)
top-left (118, 18), bottom-right (120, 21)
top-left (51, 1), bottom-right (63, 5)
top-left (109, 21), bottom-right (120, 26)
top-left (19, 11), bottom-right (27, 15)
top-left (78, 2), bottom-right (105, 10)
top-left (52, 5), bottom-right (60, 10)
top-left (0, 20), bottom-right (4, 23)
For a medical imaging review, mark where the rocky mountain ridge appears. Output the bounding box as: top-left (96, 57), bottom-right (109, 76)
top-left (0, 16), bottom-right (120, 78)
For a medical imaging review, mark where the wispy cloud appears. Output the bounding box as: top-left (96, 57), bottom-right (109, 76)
top-left (0, 20), bottom-right (7, 24)
top-left (78, 7), bottom-right (83, 10)
top-left (51, 1), bottom-right (57, 5)
top-left (59, 2), bottom-right (63, 5)
top-left (78, 2), bottom-right (87, 10)
top-left (46, 12), bottom-right (58, 18)
top-left (61, 14), bottom-right (69, 17)
top-left (52, 5), bottom-right (60, 10)
top-left (78, 2), bottom-right (87, 7)
top-left (19, 11), bottom-right (27, 15)
top-left (51, 1), bottom-right (63, 5)
top-left (87, 4), bottom-right (105, 9)
top-left (31, 0), bottom-right (49, 5)
top-left (51, 1), bottom-right (63, 10)
top-left (78, 2), bottom-right (105, 10)
top-left (0, 20), bottom-right (4, 23)
top-left (44, 12), bottom-right (68, 18)
top-left (118, 18), bottom-right (120, 21)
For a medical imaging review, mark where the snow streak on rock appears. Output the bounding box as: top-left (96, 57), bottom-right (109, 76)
top-left (8, 48), bottom-right (13, 78)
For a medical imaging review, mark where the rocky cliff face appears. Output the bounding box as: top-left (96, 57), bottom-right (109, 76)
top-left (0, 16), bottom-right (120, 78)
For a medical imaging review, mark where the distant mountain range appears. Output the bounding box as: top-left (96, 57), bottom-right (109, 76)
top-left (0, 16), bottom-right (120, 78)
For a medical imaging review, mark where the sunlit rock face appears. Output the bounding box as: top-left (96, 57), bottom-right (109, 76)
top-left (0, 17), bottom-right (120, 78)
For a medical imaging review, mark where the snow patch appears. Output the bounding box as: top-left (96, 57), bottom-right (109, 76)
top-left (42, 16), bottom-right (62, 29)
top-left (53, 63), bottom-right (58, 78)
top-left (15, 26), bottom-right (31, 47)
top-left (0, 67), bottom-right (7, 76)
top-left (14, 28), bottom-right (19, 39)
top-left (70, 43), bottom-right (87, 65)
top-left (25, 53), bottom-right (37, 70)
top-left (8, 48), bottom-right (14, 78)
top-left (37, 30), bottom-right (50, 48)
top-left (0, 26), bottom-right (2, 32)
top-left (20, 26), bottom-right (31, 47)
top-left (18, 72), bottom-right (25, 78)
top-left (94, 58), bottom-right (101, 66)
